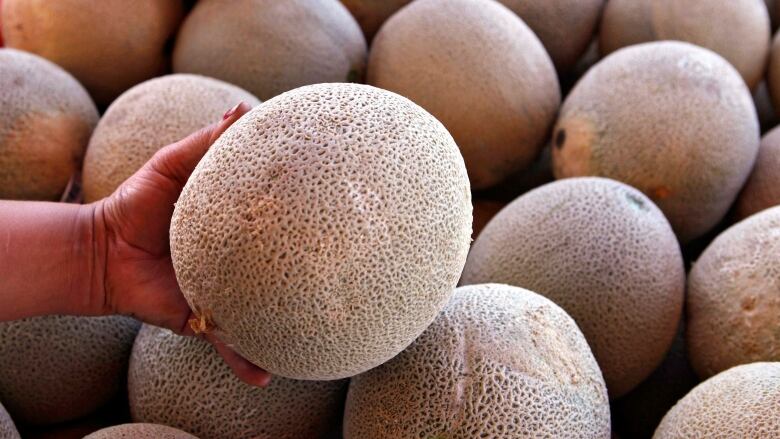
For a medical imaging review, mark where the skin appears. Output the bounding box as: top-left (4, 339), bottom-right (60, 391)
top-left (0, 102), bottom-right (270, 388)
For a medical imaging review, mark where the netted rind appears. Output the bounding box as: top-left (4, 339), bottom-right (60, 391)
top-left (84, 423), bottom-right (199, 439)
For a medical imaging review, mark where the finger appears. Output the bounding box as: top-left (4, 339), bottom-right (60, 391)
top-left (205, 333), bottom-right (273, 387)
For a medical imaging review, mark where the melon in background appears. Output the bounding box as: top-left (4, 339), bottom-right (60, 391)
top-left (339, 0), bottom-right (412, 42)
top-left (83, 424), bottom-right (198, 439)
top-left (735, 126), bottom-right (780, 219)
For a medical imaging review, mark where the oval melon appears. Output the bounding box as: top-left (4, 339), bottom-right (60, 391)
top-left (82, 74), bottom-right (260, 202)
top-left (173, 0), bottom-right (367, 101)
top-left (0, 402), bottom-right (19, 439)
top-left (735, 126), bottom-right (780, 219)
top-left (0, 48), bottom-right (98, 200)
top-left (653, 362), bottom-right (780, 438)
top-left (170, 83), bottom-right (472, 380)
top-left (0, 316), bottom-right (140, 425)
top-left (553, 41), bottom-right (760, 243)
top-left (343, 283), bottom-right (610, 438)
top-left (599, 0), bottom-right (770, 89)
top-left (339, 0), bottom-right (412, 41)
top-left (1, 0), bottom-right (183, 106)
top-left (461, 177), bottom-right (685, 398)
top-left (367, 0), bottom-right (560, 189)
top-left (129, 325), bottom-right (347, 439)
top-left (686, 205), bottom-right (780, 379)
top-left (84, 424), bottom-right (198, 439)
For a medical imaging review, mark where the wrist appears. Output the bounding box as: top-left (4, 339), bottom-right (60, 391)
top-left (72, 201), bottom-right (109, 316)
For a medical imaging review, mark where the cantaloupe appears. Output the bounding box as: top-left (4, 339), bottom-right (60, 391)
top-left (339, 0), bottom-right (412, 41)
top-left (461, 178), bottom-right (685, 398)
top-left (497, 0), bottom-right (604, 72)
top-left (0, 402), bottom-right (19, 439)
top-left (129, 325), bottom-right (347, 439)
top-left (173, 0), bottom-right (366, 101)
top-left (82, 74), bottom-right (260, 202)
top-left (83, 424), bottom-right (198, 439)
top-left (553, 41), bottom-right (760, 243)
top-left (599, 0), bottom-right (770, 89)
top-left (367, 0), bottom-right (560, 189)
top-left (686, 206), bottom-right (780, 379)
top-left (1, 0), bottom-right (183, 106)
top-left (343, 284), bottom-right (610, 438)
top-left (0, 316), bottom-right (140, 425)
top-left (735, 126), bottom-right (780, 219)
top-left (170, 83), bottom-right (472, 380)
top-left (653, 362), bottom-right (780, 438)
top-left (0, 48), bottom-right (98, 200)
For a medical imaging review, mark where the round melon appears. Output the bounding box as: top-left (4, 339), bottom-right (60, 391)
top-left (339, 0), bottom-right (412, 41)
top-left (343, 284), bottom-right (610, 438)
top-left (173, 0), bottom-right (366, 101)
top-left (461, 177), bottom-right (685, 398)
top-left (169, 83), bottom-right (472, 380)
top-left (0, 316), bottom-right (140, 425)
top-left (82, 74), bottom-right (260, 202)
top-left (129, 325), bottom-right (347, 439)
top-left (84, 424), bottom-right (198, 439)
top-left (0, 48), bottom-right (98, 200)
top-left (686, 206), bottom-right (780, 379)
top-left (552, 41), bottom-right (760, 243)
top-left (599, 0), bottom-right (770, 89)
top-left (367, 0), bottom-right (560, 189)
top-left (735, 126), bottom-right (780, 219)
top-left (1, 0), bottom-right (183, 106)
top-left (497, 0), bottom-right (604, 72)
top-left (0, 402), bottom-right (19, 439)
top-left (653, 362), bottom-right (780, 438)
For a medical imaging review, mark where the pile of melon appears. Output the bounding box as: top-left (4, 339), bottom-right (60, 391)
top-left (0, 0), bottom-right (778, 438)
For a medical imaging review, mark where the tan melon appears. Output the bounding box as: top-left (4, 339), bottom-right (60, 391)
top-left (343, 284), bottom-right (610, 438)
top-left (129, 325), bottom-right (347, 439)
top-left (169, 83), bottom-right (472, 380)
top-left (367, 0), bottom-right (560, 189)
top-left (735, 126), bottom-right (780, 219)
top-left (0, 316), bottom-right (140, 425)
top-left (82, 74), bottom-right (260, 202)
top-left (1, 0), bottom-right (183, 106)
top-left (173, 0), bottom-right (366, 101)
top-left (0, 402), bottom-right (19, 439)
top-left (686, 206), bottom-right (780, 379)
top-left (339, 0), bottom-right (412, 41)
top-left (0, 48), bottom-right (98, 200)
top-left (653, 362), bottom-right (780, 438)
top-left (84, 424), bottom-right (198, 439)
top-left (553, 41), bottom-right (760, 243)
top-left (461, 177), bottom-right (685, 398)
top-left (599, 0), bottom-right (770, 89)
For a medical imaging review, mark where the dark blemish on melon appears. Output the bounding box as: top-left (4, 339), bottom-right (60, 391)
top-left (555, 129), bottom-right (566, 149)
top-left (625, 192), bottom-right (647, 211)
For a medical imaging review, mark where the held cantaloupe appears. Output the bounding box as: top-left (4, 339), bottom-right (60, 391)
top-left (735, 126), bottom-right (780, 219)
top-left (497, 0), bottom-right (605, 72)
top-left (0, 402), bottom-right (19, 439)
top-left (461, 178), bottom-right (685, 398)
top-left (339, 0), bottom-right (412, 41)
top-left (0, 316), bottom-right (140, 425)
top-left (129, 325), bottom-right (347, 439)
top-left (599, 0), bottom-right (770, 89)
top-left (1, 0), bottom-right (183, 106)
top-left (170, 83), bottom-right (472, 380)
top-left (0, 48), bottom-right (98, 200)
top-left (82, 74), bottom-right (260, 202)
top-left (553, 42), bottom-right (760, 243)
top-left (653, 362), bottom-right (780, 438)
top-left (367, 0), bottom-right (560, 189)
top-left (84, 424), bottom-right (198, 439)
top-left (173, 0), bottom-right (367, 101)
top-left (686, 206), bottom-right (780, 379)
top-left (343, 284), bottom-right (611, 438)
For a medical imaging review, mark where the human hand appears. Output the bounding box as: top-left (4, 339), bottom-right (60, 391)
top-left (91, 102), bottom-right (271, 387)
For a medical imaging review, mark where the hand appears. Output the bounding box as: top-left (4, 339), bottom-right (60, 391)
top-left (93, 102), bottom-right (271, 387)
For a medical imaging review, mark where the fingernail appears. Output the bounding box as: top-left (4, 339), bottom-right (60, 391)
top-left (223, 102), bottom-right (243, 120)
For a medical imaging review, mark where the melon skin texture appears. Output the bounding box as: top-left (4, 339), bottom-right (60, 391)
top-left (367, 0), bottom-right (560, 190)
top-left (129, 325), bottom-right (347, 439)
top-left (686, 206), bottom-right (780, 379)
top-left (599, 0), bottom-right (770, 90)
top-left (343, 284), bottom-right (611, 438)
top-left (462, 177), bottom-right (684, 398)
top-left (339, 0), bottom-right (412, 41)
top-left (553, 41), bottom-right (760, 243)
top-left (653, 362), bottom-right (780, 438)
top-left (173, 0), bottom-right (367, 101)
top-left (0, 48), bottom-right (98, 201)
top-left (169, 83), bottom-right (472, 380)
top-left (83, 424), bottom-right (198, 439)
top-left (82, 74), bottom-right (260, 202)
top-left (735, 126), bottom-right (780, 219)
top-left (0, 402), bottom-right (19, 439)
top-left (1, 0), bottom-right (183, 106)
top-left (0, 316), bottom-right (140, 425)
